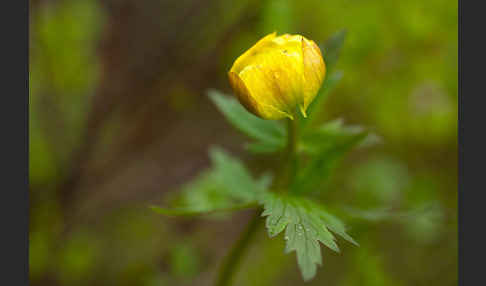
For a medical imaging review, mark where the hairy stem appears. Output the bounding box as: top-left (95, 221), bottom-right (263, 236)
top-left (214, 119), bottom-right (299, 286)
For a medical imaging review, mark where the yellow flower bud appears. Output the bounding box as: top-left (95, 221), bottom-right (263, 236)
top-left (228, 32), bottom-right (326, 120)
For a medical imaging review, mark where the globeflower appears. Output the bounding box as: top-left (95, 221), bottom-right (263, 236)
top-left (228, 32), bottom-right (326, 120)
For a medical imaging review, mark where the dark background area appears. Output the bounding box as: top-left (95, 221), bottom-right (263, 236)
top-left (29, 0), bottom-right (457, 285)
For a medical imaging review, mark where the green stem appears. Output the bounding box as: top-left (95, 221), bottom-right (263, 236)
top-left (215, 210), bottom-right (262, 286)
top-left (214, 119), bottom-right (299, 286)
top-left (286, 118), bottom-right (298, 186)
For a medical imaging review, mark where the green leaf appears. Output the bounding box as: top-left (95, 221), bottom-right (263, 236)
top-left (208, 147), bottom-right (272, 201)
top-left (338, 203), bottom-right (442, 224)
top-left (301, 118), bottom-right (374, 154)
top-left (260, 193), bottom-right (357, 281)
top-left (321, 29), bottom-right (347, 71)
top-left (305, 29), bottom-right (347, 121)
top-left (244, 141), bottom-right (284, 154)
top-left (152, 147), bottom-right (271, 216)
top-left (293, 120), bottom-right (370, 194)
top-left (305, 71), bottom-right (343, 120)
top-left (207, 89), bottom-right (286, 152)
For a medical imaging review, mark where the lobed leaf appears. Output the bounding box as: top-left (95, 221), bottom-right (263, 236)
top-left (260, 193), bottom-right (357, 281)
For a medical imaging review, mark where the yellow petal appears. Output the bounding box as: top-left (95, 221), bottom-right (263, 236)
top-left (301, 38), bottom-right (326, 110)
top-left (228, 33), bottom-right (325, 120)
top-left (230, 32), bottom-right (277, 74)
top-left (228, 71), bottom-right (260, 116)
top-left (238, 37), bottom-right (305, 116)
top-left (228, 71), bottom-right (292, 120)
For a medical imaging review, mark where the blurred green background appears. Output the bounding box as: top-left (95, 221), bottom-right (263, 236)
top-left (29, 0), bottom-right (457, 285)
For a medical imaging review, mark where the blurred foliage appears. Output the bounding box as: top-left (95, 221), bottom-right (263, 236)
top-left (29, 0), bottom-right (102, 187)
top-left (151, 147), bottom-right (271, 216)
top-left (30, 0), bottom-right (457, 285)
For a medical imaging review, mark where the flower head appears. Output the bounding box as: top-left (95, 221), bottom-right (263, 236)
top-left (228, 32), bottom-right (326, 120)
